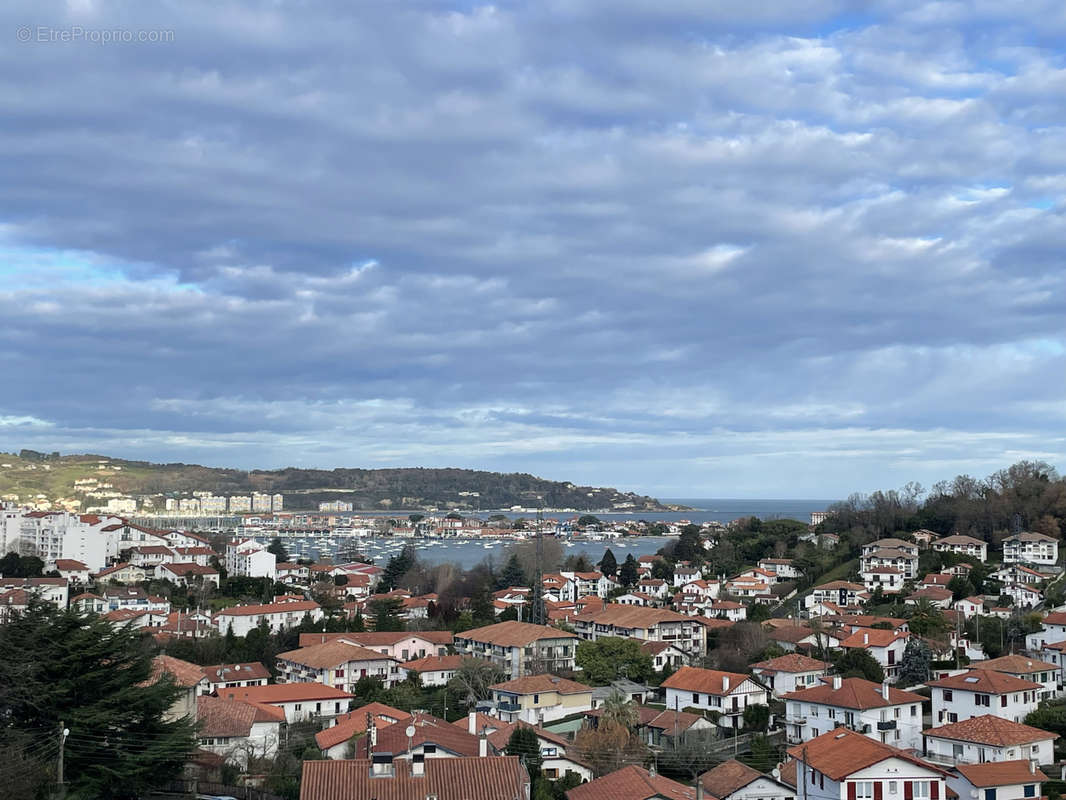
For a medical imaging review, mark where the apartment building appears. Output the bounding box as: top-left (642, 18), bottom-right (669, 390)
top-left (751, 654), bottom-right (830, 699)
top-left (931, 535), bottom-right (988, 562)
top-left (276, 639), bottom-right (401, 691)
top-left (489, 674), bottom-right (594, 724)
top-left (839, 629), bottom-right (909, 682)
top-left (805, 581), bottom-right (869, 612)
top-left (922, 715), bottom-right (1057, 766)
top-left (572, 604), bottom-right (706, 660)
top-left (218, 683), bottom-right (352, 723)
top-left (225, 538), bottom-right (276, 579)
top-left (454, 621), bottom-right (578, 678)
top-left (215, 599), bottom-right (323, 637)
top-left (928, 669), bottom-right (1041, 725)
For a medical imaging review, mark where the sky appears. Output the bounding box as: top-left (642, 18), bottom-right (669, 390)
top-left (1, 1), bottom-right (1065, 499)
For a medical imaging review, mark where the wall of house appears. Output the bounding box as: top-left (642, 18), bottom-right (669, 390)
top-left (924, 736), bottom-right (1054, 766)
top-left (932, 688), bottom-right (1039, 725)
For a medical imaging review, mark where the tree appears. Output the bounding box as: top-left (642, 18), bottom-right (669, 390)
top-left (0, 602), bottom-right (198, 798)
top-left (897, 638), bottom-right (932, 687)
top-left (743, 703), bottom-right (770, 731)
top-left (599, 549), bottom-right (618, 578)
top-left (947, 575), bottom-right (975, 601)
top-left (506, 725), bottom-right (543, 779)
top-left (908, 599), bottom-right (948, 637)
top-left (368, 597), bottom-right (405, 632)
top-left (498, 554), bottom-right (528, 590)
top-left (448, 658), bottom-right (506, 709)
top-left (574, 691), bottom-right (646, 777)
top-left (832, 648), bottom-right (885, 683)
top-left (575, 637), bottom-right (654, 685)
top-left (577, 515), bottom-right (600, 528)
top-left (380, 545), bottom-right (418, 592)
top-left (618, 554), bottom-right (638, 588)
top-left (1025, 701), bottom-right (1066, 740)
top-left (266, 537), bottom-right (289, 562)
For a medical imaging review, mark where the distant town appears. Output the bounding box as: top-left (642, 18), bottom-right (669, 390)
top-left (3, 459), bottom-right (1066, 800)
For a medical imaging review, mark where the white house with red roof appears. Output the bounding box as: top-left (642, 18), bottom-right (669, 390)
top-left (661, 667), bottom-right (768, 730)
top-left (948, 760), bottom-right (1046, 800)
top-left (1003, 532), bottom-right (1058, 566)
top-left (932, 535), bottom-right (988, 562)
top-left (158, 562), bottom-right (220, 587)
top-left (751, 653), bottom-right (830, 698)
top-left (839, 629), bottom-right (909, 682)
top-left (219, 683), bottom-right (353, 723)
top-left (225, 538), bottom-right (276, 579)
top-left (196, 695), bottom-right (284, 768)
top-left (860, 566), bottom-right (905, 595)
top-left (928, 669), bottom-right (1041, 725)
top-left (805, 582), bottom-right (869, 612)
top-left (214, 598), bottom-right (322, 637)
top-left (398, 654), bottom-right (469, 687)
top-left (787, 727), bottom-right (948, 800)
top-left (922, 715), bottom-right (1058, 766)
top-left (1003, 582), bottom-right (1043, 609)
top-left (710, 600), bottom-right (747, 622)
top-left (782, 676), bottom-right (925, 749)
top-left (276, 639), bottom-right (402, 691)
top-left (758, 558), bottom-right (802, 580)
top-left (53, 558), bottom-right (91, 584)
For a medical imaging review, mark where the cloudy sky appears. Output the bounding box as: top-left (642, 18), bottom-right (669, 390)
top-left (1, 1), bottom-right (1064, 498)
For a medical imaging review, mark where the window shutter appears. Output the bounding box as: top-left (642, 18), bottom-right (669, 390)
top-left (875, 783), bottom-right (883, 800)
top-left (849, 783), bottom-right (857, 800)
top-left (905, 781), bottom-right (913, 800)
top-left (931, 783), bottom-right (940, 800)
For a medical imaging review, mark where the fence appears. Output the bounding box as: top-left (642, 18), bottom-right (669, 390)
top-left (149, 779), bottom-right (286, 800)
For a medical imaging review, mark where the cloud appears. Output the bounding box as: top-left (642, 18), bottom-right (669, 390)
top-left (0, 0), bottom-right (1063, 495)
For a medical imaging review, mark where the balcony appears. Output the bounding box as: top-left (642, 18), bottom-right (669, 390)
top-left (497, 701), bottom-right (520, 712)
top-left (877, 720), bottom-right (896, 731)
top-left (786, 715), bottom-right (807, 725)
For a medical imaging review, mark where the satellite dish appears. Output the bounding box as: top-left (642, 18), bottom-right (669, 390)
top-left (405, 725), bottom-right (416, 738)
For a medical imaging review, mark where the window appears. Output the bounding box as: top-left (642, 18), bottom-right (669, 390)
top-left (1001, 696), bottom-right (1008, 708)
top-left (1024, 787), bottom-right (1036, 798)
top-left (984, 791), bottom-right (996, 800)
top-left (913, 782), bottom-right (929, 799)
top-left (533, 694), bottom-right (540, 704)
top-left (856, 782), bottom-right (874, 800)
top-left (693, 693), bottom-right (699, 703)
top-left (424, 744), bottom-right (437, 754)
top-left (943, 690), bottom-right (953, 702)
top-left (295, 704), bottom-right (302, 711)
top-left (911, 705), bottom-right (917, 717)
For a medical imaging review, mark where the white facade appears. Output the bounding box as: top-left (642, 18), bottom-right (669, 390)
top-left (1003, 533), bottom-right (1058, 566)
top-left (215, 600), bottom-right (323, 636)
top-left (663, 672), bottom-right (768, 729)
top-left (924, 728), bottom-right (1056, 766)
top-left (784, 681), bottom-right (923, 750)
top-left (930, 680), bottom-right (1040, 725)
top-left (225, 539), bottom-right (277, 579)
top-left (797, 755), bottom-right (946, 800)
top-left (17, 512), bottom-right (110, 571)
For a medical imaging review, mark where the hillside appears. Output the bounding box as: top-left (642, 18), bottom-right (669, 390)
top-left (0, 450), bottom-right (680, 512)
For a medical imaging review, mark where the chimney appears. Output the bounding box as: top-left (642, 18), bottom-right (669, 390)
top-left (863, 633), bottom-right (869, 645)
top-left (468, 711), bottom-right (476, 735)
top-left (479, 731), bottom-right (488, 758)
top-left (371, 752), bottom-right (394, 777)
top-left (697, 781), bottom-right (705, 800)
top-left (833, 675), bottom-right (842, 690)
top-left (1030, 760), bottom-right (1037, 774)
top-left (723, 675), bottom-right (729, 693)
top-left (412, 755), bottom-right (425, 777)
top-left (882, 681), bottom-right (890, 700)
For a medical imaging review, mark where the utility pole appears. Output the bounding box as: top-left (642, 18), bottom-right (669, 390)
top-left (57, 721), bottom-right (69, 800)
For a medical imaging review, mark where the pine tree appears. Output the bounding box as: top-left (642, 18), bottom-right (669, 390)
top-left (0, 602), bottom-right (197, 798)
top-left (266, 536), bottom-right (289, 562)
top-left (505, 725), bottom-right (543, 777)
top-left (599, 548), bottom-right (618, 577)
top-left (498, 554), bottom-right (528, 589)
top-left (619, 554), bottom-right (639, 587)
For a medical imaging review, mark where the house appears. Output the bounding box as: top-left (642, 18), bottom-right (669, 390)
top-left (992, 564), bottom-right (1046, 586)
top-left (0, 587), bottom-right (29, 622)
top-left (637, 578), bottom-right (671, 599)
top-left (172, 546), bottom-right (216, 566)
top-left (661, 666), bottom-right (768, 730)
top-left (567, 765), bottom-right (695, 800)
top-left (201, 662), bottom-right (271, 694)
top-left (157, 562), bottom-right (220, 587)
top-left (641, 639), bottom-right (688, 672)
top-left (699, 759), bottom-right (797, 800)
top-left (710, 600), bottom-right (747, 622)
top-left (300, 756), bottom-right (530, 800)
top-left (922, 715), bottom-right (1058, 766)
top-left (218, 683), bottom-right (353, 723)
top-left (904, 587), bottom-right (953, 609)
top-left (674, 566), bottom-right (702, 586)
top-left (838, 629), bottom-right (909, 682)
top-left (615, 591), bottom-right (657, 607)
top-left (782, 676), bottom-right (925, 749)
top-left (948, 761), bottom-right (1045, 800)
top-left (276, 562), bottom-right (311, 584)
top-left (861, 566), bottom-right (905, 595)
top-left (955, 597), bottom-right (984, 619)
top-left (70, 591), bottom-right (107, 614)
top-left (932, 535), bottom-right (988, 562)
top-left (315, 702), bottom-right (411, 759)
top-left (276, 639), bottom-right (402, 691)
top-left (196, 695), bottom-right (283, 768)
top-left (487, 721), bottom-right (593, 782)
top-left (1002, 532), bottom-right (1058, 566)
top-left (912, 530), bottom-right (938, 547)
top-left (489, 674), bottom-right (594, 724)
top-left (805, 582), bottom-right (869, 612)
top-left (300, 630), bottom-right (452, 661)
top-left (214, 599), bottom-right (323, 637)
top-left (129, 545), bottom-right (176, 569)
top-left (53, 559), bottom-right (91, 584)
top-left (587, 703), bottom-right (717, 748)
top-left (786, 727), bottom-right (948, 800)
top-left (752, 654), bottom-right (831, 699)
top-left (768, 625), bottom-right (834, 653)
top-left (759, 558), bottom-right (802, 580)
top-left (93, 562), bottom-right (147, 584)
top-left (399, 654), bottom-right (471, 687)
top-left (970, 655), bottom-right (1059, 700)
top-left (1004, 583), bottom-right (1043, 609)
top-left (454, 621), bottom-right (578, 678)
top-left (860, 546), bottom-right (918, 581)
top-left (572, 604), bottom-right (707, 660)
top-left (927, 669), bottom-right (1041, 725)
top-left (354, 712), bottom-right (480, 760)
top-left (146, 655), bottom-right (209, 720)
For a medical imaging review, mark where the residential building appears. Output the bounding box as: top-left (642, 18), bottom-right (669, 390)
top-left (399, 654), bottom-right (469, 687)
top-left (922, 715), bottom-right (1057, 766)
top-left (838, 629), bottom-right (909, 682)
top-left (225, 539), bottom-right (276, 579)
top-left (928, 669), bottom-right (1041, 725)
top-left (711, 600), bottom-right (748, 622)
top-left (158, 562), bottom-right (220, 587)
top-left (641, 639), bottom-right (688, 672)
top-left (1003, 532), bottom-right (1058, 566)
top-left (572, 604), bottom-right (707, 661)
top-left (992, 565), bottom-right (1046, 586)
top-left (786, 727), bottom-right (948, 800)
top-left (758, 558), bottom-right (802, 580)
top-left (353, 712), bottom-right (480, 760)
top-left (228, 495), bottom-right (252, 512)
top-left (201, 662), bottom-right (271, 694)
top-left (276, 640), bottom-right (401, 691)
top-left (487, 721), bottom-right (593, 782)
top-left (219, 683), bottom-right (353, 723)
top-left (299, 756), bottom-right (530, 800)
top-left (315, 702), bottom-right (411, 759)
top-left (932, 535), bottom-right (988, 562)
top-left (805, 582), bottom-right (869, 612)
top-left (1004, 583), bottom-right (1043, 609)
top-left (53, 558), bottom-right (91, 584)
top-left (489, 674), bottom-right (594, 724)
top-left (661, 666), bottom-right (768, 730)
top-left (215, 599), bottom-right (323, 637)
top-left (148, 655), bottom-right (210, 720)
top-left (299, 630), bottom-right (452, 661)
top-left (699, 759), bottom-right (797, 800)
top-left (860, 540), bottom-right (919, 580)
top-left (861, 566), bottom-right (905, 595)
top-left (94, 562), bottom-right (147, 584)
top-left (1025, 611), bottom-right (1066, 652)
top-left (752, 654), bottom-right (831, 699)
top-left (196, 695), bottom-right (283, 768)
top-left (948, 761), bottom-right (1045, 800)
top-left (17, 511), bottom-right (110, 571)
top-left (970, 655), bottom-right (1059, 700)
top-left (0, 576), bottom-right (69, 608)
top-left (905, 587), bottom-right (953, 609)
top-left (567, 765), bottom-right (695, 800)
top-left (454, 621), bottom-right (578, 678)
top-left (782, 676), bottom-right (925, 749)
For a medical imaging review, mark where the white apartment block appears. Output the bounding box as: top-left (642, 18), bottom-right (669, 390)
top-left (251, 493), bottom-right (273, 512)
top-left (225, 539), bottom-right (276, 579)
top-left (783, 676), bottom-right (924, 750)
top-left (229, 496), bottom-right (252, 512)
top-left (931, 535), bottom-right (988, 562)
top-left (215, 599), bottom-right (323, 637)
top-left (928, 669), bottom-right (1041, 725)
top-left (923, 715), bottom-right (1057, 766)
top-left (1003, 532), bottom-right (1058, 566)
top-left (18, 511), bottom-right (110, 571)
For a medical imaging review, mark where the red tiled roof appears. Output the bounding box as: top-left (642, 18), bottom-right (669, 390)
top-left (219, 684), bottom-right (352, 704)
top-left (54, 559), bottom-right (89, 571)
top-left (839, 628), bottom-right (908, 648)
top-left (567, 765), bottom-right (695, 800)
top-left (278, 640), bottom-right (395, 669)
top-left (216, 599), bottom-right (320, 617)
top-left (923, 714), bottom-right (1057, 746)
top-left (661, 666), bottom-right (752, 696)
top-left (355, 712), bottom-right (480, 758)
top-left (314, 702), bottom-right (411, 750)
top-left (787, 728), bottom-right (947, 782)
top-left (927, 669), bottom-right (1041, 693)
top-left (456, 620), bottom-right (577, 646)
top-left (491, 674), bottom-right (592, 696)
top-left (971, 655), bottom-right (1058, 675)
top-left (300, 757), bottom-right (529, 800)
top-left (781, 677), bottom-right (922, 710)
top-left (955, 760), bottom-right (1046, 787)
top-left (401, 654), bottom-right (466, 672)
top-left (751, 654), bottom-right (830, 674)
top-left (297, 630), bottom-right (453, 648)
top-left (699, 759), bottom-right (766, 799)
top-left (201, 662), bottom-right (271, 683)
top-left (147, 655), bottom-right (205, 688)
top-left (197, 695), bottom-right (283, 737)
